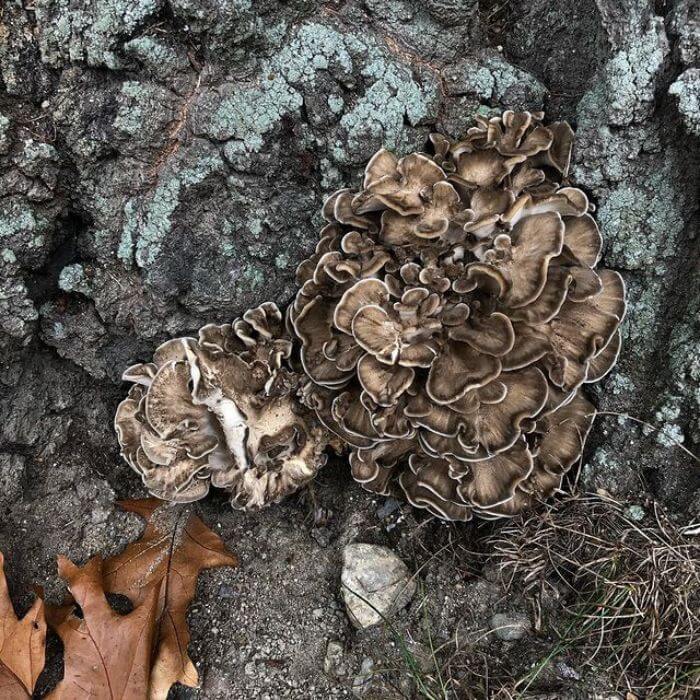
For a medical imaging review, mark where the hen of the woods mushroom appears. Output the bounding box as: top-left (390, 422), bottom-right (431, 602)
top-left (115, 303), bottom-right (330, 509)
top-left (116, 111), bottom-right (626, 520)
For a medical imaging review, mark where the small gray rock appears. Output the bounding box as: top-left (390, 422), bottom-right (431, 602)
top-left (323, 640), bottom-right (346, 677)
top-left (352, 657), bottom-right (375, 697)
top-left (341, 543), bottom-right (416, 629)
top-left (376, 497), bottom-right (401, 519)
top-left (489, 612), bottom-right (531, 641)
top-left (555, 661), bottom-right (581, 680)
top-left (218, 583), bottom-right (236, 598)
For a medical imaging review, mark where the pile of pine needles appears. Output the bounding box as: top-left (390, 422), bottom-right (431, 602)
top-left (488, 492), bottom-right (700, 699)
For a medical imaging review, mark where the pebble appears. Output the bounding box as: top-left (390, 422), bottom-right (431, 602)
top-left (376, 497), bottom-right (401, 519)
top-left (341, 543), bottom-right (416, 629)
top-left (352, 657), bottom-right (375, 697)
top-left (218, 583), bottom-right (236, 598)
top-left (323, 640), bottom-right (346, 677)
top-left (489, 612), bottom-right (531, 641)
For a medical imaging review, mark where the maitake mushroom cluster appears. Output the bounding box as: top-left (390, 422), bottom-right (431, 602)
top-left (289, 110), bottom-right (626, 521)
top-left (114, 303), bottom-right (330, 509)
top-left (115, 111), bottom-right (625, 520)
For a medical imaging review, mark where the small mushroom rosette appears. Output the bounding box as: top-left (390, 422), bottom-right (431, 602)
top-left (115, 303), bottom-right (330, 509)
top-left (289, 110), bottom-right (626, 521)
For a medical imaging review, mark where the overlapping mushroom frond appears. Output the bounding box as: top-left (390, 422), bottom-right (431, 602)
top-left (290, 110), bottom-right (626, 521)
top-left (115, 302), bottom-right (330, 510)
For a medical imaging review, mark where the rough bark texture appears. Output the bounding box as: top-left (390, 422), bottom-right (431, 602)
top-left (0, 0), bottom-right (698, 696)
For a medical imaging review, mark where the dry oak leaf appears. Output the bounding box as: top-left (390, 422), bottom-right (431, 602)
top-left (0, 551), bottom-right (47, 700)
top-left (102, 499), bottom-right (239, 700)
top-left (47, 554), bottom-right (160, 699)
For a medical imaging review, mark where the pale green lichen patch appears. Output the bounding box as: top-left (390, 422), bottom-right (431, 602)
top-left (37, 0), bottom-right (163, 68)
top-left (582, 447), bottom-right (632, 494)
top-left (18, 139), bottom-right (58, 163)
top-left (319, 158), bottom-right (342, 190)
top-left (579, 19), bottom-right (668, 127)
top-left (202, 23), bottom-right (355, 145)
top-left (118, 144), bottom-right (223, 268)
top-left (0, 201), bottom-right (38, 239)
top-left (327, 95), bottom-right (344, 115)
top-left (596, 162), bottom-right (686, 270)
top-left (239, 263), bottom-right (266, 290)
top-left (113, 81), bottom-right (148, 135)
top-left (337, 58), bottom-right (438, 162)
top-left (219, 241), bottom-right (236, 257)
top-left (205, 76), bottom-right (303, 151)
top-left (50, 320), bottom-right (67, 340)
top-left (625, 504), bottom-right (646, 521)
top-left (604, 372), bottom-right (635, 398)
top-left (443, 55), bottom-right (547, 110)
top-left (669, 69), bottom-right (700, 137)
top-left (438, 56), bottom-right (546, 137)
top-left (92, 228), bottom-right (113, 251)
top-left (215, 220), bottom-right (238, 258)
top-left (14, 139), bottom-right (59, 180)
top-left (274, 251), bottom-right (290, 269)
top-left (1, 248), bottom-right (17, 264)
top-left (0, 113), bottom-right (11, 154)
top-left (645, 401), bottom-right (686, 449)
top-left (58, 263), bottom-right (89, 294)
top-left (624, 278), bottom-right (664, 343)
top-left (113, 80), bottom-right (177, 147)
top-left (247, 218), bottom-right (264, 239)
top-left (0, 199), bottom-right (50, 258)
top-left (122, 36), bottom-right (184, 77)
top-left (664, 302), bottom-right (700, 444)
top-left (201, 21), bottom-right (438, 161)
top-left (117, 200), bottom-right (138, 266)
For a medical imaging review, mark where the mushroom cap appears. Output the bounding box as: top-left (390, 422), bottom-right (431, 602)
top-left (290, 110), bottom-right (626, 521)
top-left (115, 302), bottom-right (331, 509)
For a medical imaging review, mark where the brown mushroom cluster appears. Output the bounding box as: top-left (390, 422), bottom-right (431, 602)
top-left (114, 110), bottom-right (625, 519)
top-left (289, 110), bottom-right (626, 521)
top-left (114, 302), bottom-right (330, 509)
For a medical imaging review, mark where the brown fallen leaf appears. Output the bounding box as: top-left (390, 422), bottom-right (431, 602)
top-left (47, 555), bottom-right (160, 699)
top-left (0, 551), bottom-right (47, 700)
top-left (102, 499), bottom-right (239, 700)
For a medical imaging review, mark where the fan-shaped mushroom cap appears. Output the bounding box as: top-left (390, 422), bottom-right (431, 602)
top-left (115, 302), bottom-right (331, 509)
top-left (357, 354), bottom-right (414, 407)
top-left (293, 295), bottom-right (353, 388)
top-left (381, 181), bottom-right (466, 246)
top-left (484, 390), bottom-right (595, 517)
top-left (489, 212), bottom-right (565, 308)
top-left (533, 121), bottom-right (575, 175)
top-left (427, 340), bottom-right (501, 404)
top-left (458, 438), bottom-right (534, 509)
top-left (563, 214), bottom-right (602, 267)
top-left (534, 391), bottom-right (596, 474)
top-left (541, 269), bottom-right (626, 390)
top-left (586, 329), bottom-right (622, 383)
top-left (353, 151), bottom-right (446, 216)
top-left (286, 110), bottom-right (626, 521)
top-left (400, 454), bottom-right (473, 521)
top-left (350, 438), bottom-right (414, 496)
